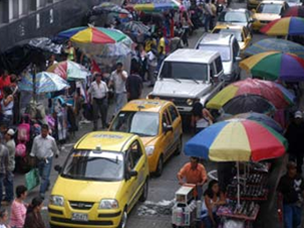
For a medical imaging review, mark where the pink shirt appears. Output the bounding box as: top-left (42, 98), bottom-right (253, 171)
top-left (9, 200), bottom-right (27, 228)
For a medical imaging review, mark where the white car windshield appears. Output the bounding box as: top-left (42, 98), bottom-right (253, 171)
top-left (219, 12), bottom-right (248, 23)
top-left (213, 29), bottom-right (243, 42)
top-left (110, 111), bottom-right (159, 137)
top-left (160, 61), bottom-right (209, 81)
top-left (62, 151), bottom-right (124, 181)
top-left (257, 4), bottom-right (282, 14)
top-left (198, 45), bottom-right (231, 62)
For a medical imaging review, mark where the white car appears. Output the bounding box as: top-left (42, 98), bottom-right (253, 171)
top-left (148, 49), bottom-right (225, 114)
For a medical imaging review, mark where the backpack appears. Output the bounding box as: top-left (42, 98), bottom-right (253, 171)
top-left (16, 143), bottom-right (26, 157)
top-left (17, 123), bottom-right (30, 142)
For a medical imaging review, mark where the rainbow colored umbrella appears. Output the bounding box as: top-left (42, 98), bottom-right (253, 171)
top-left (239, 51), bottom-right (304, 81)
top-left (284, 6), bottom-right (304, 18)
top-left (184, 119), bottom-right (287, 162)
top-left (243, 38), bottom-right (304, 59)
top-left (58, 26), bottom-right (128, 44)
top-left (47, 60), bottom-right (89, 81)
top-left (260, 17), bottom-right (304, 36)
top-left (133, 0), bottom-right (180, 12)
top-left (206, 78), bottom-right (295, 110)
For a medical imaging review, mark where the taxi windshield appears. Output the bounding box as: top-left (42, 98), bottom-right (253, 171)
top-left (218, 12), bottom-right (248, 23)
top-left (257, 3), bottom-right (282, 14)
top-left (110, 111), bottom-right (159, 137)
top-left (62, 150), bottom-right (124, 181)
top-left (213, 29), bottom-right (243, 42)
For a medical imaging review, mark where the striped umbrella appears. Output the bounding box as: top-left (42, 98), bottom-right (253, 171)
top-left (47, 61), bottom-right (89, 81)
top-left (243, 38), bottom-right (304, 59)
top-left (19, 72), bottom-right (70, 94)
top-left (260, 17), bottom-right (304, 36)
top-left (240, 51), bottom-right (304, 81)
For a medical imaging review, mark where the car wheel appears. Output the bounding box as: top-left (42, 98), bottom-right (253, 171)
top-left (139, 179), bottom-right (149, 202)
top-left (175, 136), bottom-right (183, 156)
top-left (118, 208), bottom-right (128, 228)
top-left (155, 155), bottom-right (164, 177)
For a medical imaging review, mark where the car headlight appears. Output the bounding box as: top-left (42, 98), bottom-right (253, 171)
top-left (186, 99), bottom-right (193, 106)
top-left (98, 199), bottom-right (119, 209)
top-left (50, 195), bottom-right (64, 207)
top-left (145, 145), bottom-right (155, 156)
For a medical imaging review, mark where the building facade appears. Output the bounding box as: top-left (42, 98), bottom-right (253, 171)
top-left (0, 0), bottom-right (109, 51)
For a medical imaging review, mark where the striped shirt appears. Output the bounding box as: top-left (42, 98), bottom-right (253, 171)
top-left (9, 200), bottom-right (27, 228)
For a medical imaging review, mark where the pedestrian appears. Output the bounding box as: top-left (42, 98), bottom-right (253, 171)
top-left (191, 101), bottom-right (214, 133)
top-left (177, 157), bottom-right (207, 199)
top-left (147, 46), bottom-right (158, 87)
top-left (23, 196), bottom-right (46, 228)
top-left (9, 185), bottom-right (28, 228)
top-left (181, 17), bottom-right (189, 47)
top-left (203, 0), bottom-right (213, 32)
top-left (210, 0), bottom-right (217, 30)
top-left (0, 209), bottom-right (10, 228)
top-left (136, 44), bottom-right (147, 81)
top-left (88, 73), bottom-right (109, 131)
top-left (0, 70), bottom-right (11, 100)
top-left (285, 111), bottom-right (304, 174)
top-left (109, 62), bottom-right (128, 115)
top-left (126, 61), bottom-right (143, 101)
top-left (0, 137), bottom-right (9, 205)
top-left (1, 87), bottom-right (14, 126)
top-left (2, 129), bottom-right (15, 205)
top-left (277, 161), bottom-right (304, 228)
top-left (64, 41), bottom-right (76, 61)
top-left (30, 124), bottom-right (59, 199)
top-left (200, 180), bottom-right (226, 228)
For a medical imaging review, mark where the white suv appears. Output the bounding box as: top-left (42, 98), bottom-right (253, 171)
top-left (148, 49), bottom-right (225, 114)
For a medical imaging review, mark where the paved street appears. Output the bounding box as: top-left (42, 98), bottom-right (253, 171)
top-left (9, 2), bottom-right (278, 227)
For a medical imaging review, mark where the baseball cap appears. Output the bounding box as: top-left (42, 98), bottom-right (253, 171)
top-left (294, 111), bottom-right (303, 119)
top-left (7, 129), bottom-right (15, 136)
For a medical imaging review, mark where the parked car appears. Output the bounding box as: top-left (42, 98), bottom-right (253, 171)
top-left (49, 131), bottom-right (149, 228)
top-left (285, 0), bottom-right (302, 7)
top-left (212, 25), bottom-right (252, 51)
top-left (217, 8), bottom-right (255, 32)
top-left (252, 0), bottom-right (289, 31)
top-left (195, 34), bottom-right (241, 83)
top-left (109, 99), bottom-right (183, 176)
top-left (148, 49), bottom-right (225, 115)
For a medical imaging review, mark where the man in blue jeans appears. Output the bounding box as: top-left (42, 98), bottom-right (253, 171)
top-left (277, 161), bottom-right (304, 228)
top-left (30, 124), bottom-right (59, 199)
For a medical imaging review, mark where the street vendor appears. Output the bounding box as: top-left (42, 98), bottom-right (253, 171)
top-left (177, 157), bottom-right (207, 199)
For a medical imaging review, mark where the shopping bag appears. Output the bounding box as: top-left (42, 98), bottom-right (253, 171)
top-left (25, 168), bottom-right (40, 191)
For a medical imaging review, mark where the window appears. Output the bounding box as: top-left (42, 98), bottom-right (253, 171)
top-left (168, 106), bottom-right (179, 122)
top-left (232, 40), bottom-right (240, 60)
top-left (199, 45), bottom-right (231, 62)
top-left (162, 110), bottom-right (171, 128)
top-left (0, 1), bottom-right (3, 24)
top-left (127, 140), bottom-right (143, 169)
top-left (215, 57), bottom-right (223, 74)
top-left (9, 0), bottom-right (19, 20)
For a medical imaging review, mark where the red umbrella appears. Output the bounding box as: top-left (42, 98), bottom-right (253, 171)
top-left (284, 6), bottom-right (304, 17)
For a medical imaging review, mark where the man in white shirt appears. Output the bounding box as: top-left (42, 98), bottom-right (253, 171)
top-left (109, 62), bottom-right (128, 115)
top-left (30, 124), bottom-right (59, 199)
top-left (88, 73), bottom-right (109, 130)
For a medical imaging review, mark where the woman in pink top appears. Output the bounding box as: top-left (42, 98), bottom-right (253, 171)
top-left (9, 185), bottom-right (27, 228)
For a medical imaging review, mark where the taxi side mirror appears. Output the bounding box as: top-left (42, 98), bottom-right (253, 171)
top-left (163, 124), bottom-right (173, 133)
top-left (126, 170), bottom-right (138, 180)
top-left (54, 165), bottom-right (62, 173)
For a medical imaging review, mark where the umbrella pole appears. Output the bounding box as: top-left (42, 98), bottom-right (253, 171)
top-left (237, 161), bottom-right (240, 207)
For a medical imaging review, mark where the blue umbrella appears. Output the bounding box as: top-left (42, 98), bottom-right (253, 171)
top-left (19, 72), bottom-right (70, 94)
top-left (244, 38), bottom-right (304, 59)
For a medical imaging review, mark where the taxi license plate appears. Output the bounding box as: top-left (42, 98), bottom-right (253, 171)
top-left (72, 213), bottom-right (88, 221)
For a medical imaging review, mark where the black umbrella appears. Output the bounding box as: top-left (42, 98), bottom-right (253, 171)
top-left (221, 94), bottom-right (276, 115)
top-left (92, 2), bottom-right (131, 15)
top-left (0, 37), bottom-right (62, 75)
top-left (120, 21), bottom-right (151, 35)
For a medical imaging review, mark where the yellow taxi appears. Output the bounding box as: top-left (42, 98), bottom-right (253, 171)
top-left (212, 25), bottom-right (252, 51)
top-left (109, 99), bottom-right (183, 176)
top-left (48, 131), bottom-right (149, 228)
top-left (252, 0), bottom-right (289, 31)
